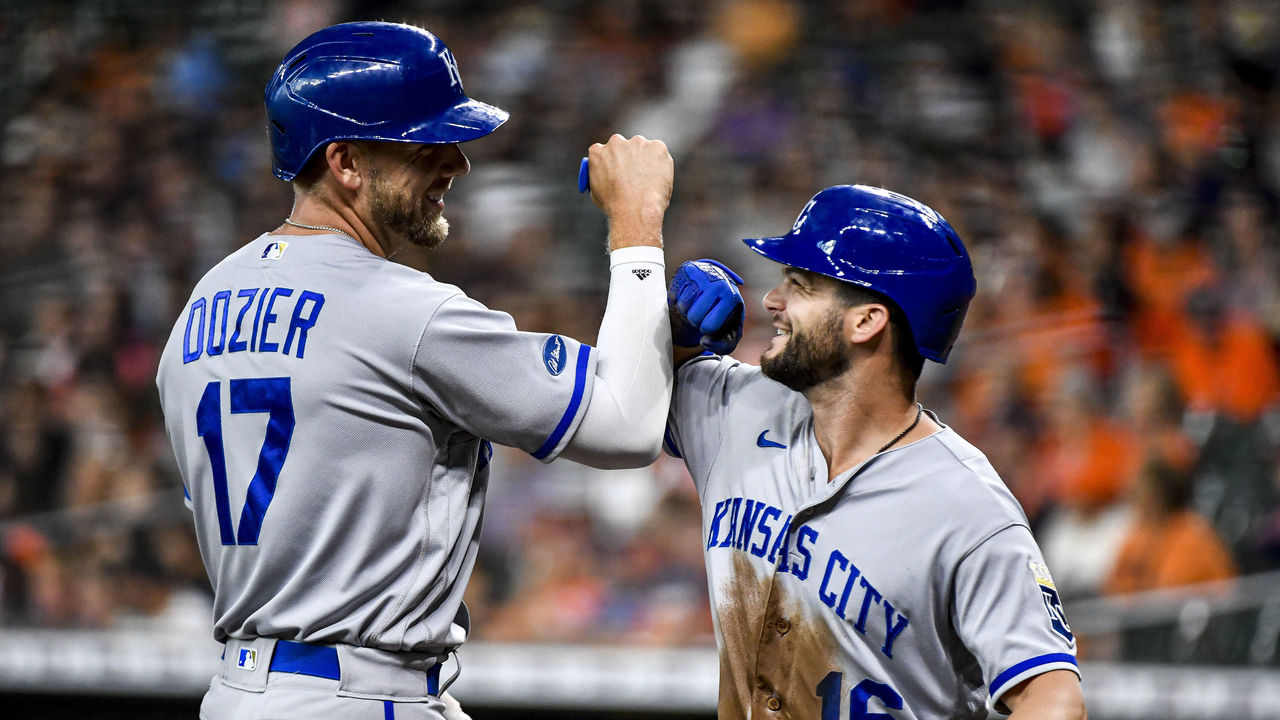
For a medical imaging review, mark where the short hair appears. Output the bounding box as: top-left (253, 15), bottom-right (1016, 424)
top-left (291, 148), bottom-right (331, 192)
top-left (834, 282), bottom-right (925, 383)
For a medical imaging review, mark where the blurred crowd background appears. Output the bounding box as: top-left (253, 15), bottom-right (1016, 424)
top-left (1, 0), bottom-right (1279, 667)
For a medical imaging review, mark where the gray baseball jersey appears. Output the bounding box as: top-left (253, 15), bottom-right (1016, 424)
top-left (665, 356), bottom-right (1079, 719)
top-left (157, 233), bottom-right (596, 652)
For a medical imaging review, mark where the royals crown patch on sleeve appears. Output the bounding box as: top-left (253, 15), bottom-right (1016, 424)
top-left (1029, 560), bottom-right (1075, 646)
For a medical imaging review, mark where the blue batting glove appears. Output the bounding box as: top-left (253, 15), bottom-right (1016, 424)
top-left (669, 259), bottom-right (745, 355)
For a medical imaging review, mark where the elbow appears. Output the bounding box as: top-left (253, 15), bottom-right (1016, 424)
top-left (620, 416), bottom-right (667, 467)
top-left (562, 421), bottom-right (664, 469)
top-left (624, 439), bottom-right (663, 468)
top-left (586, 434), bottom-right (662, 469)
top-left (562, 384), bottom-right (670, 468)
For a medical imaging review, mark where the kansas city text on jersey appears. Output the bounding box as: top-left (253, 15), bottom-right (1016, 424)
top-left (180, 287), bottom-right (326, 363)
top-left (707, 495), bottom-right (910, 659)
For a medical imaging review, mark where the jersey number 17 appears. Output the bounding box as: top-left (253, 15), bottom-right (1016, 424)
top-left (195, 377), bottom-right (295, 545)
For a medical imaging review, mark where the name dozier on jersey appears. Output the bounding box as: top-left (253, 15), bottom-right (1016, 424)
top-left (707, 494), bottom-right (911, 659)
top-left (180, 287), bottom-right (326, 363)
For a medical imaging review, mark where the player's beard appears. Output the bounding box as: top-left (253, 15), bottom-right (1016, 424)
top-left (368, 169), bottom-right (450, 250)
top-left (760, 308), bottom-right (852, 392)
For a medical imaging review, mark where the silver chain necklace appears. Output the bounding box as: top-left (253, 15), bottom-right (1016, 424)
top-left (283, 217), bottom-right (355, 239)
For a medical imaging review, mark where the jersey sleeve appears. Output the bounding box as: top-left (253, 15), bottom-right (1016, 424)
top-left (412, 293), bottom-right (596, 462)
top-left (666, 355), bottom-right (742, 495)
top-left (952, 524), bottom-right (1081, 715)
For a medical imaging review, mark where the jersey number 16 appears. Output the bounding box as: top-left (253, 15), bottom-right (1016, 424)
top-left (817, 671), bottom-right (903, 719)
top-left (195, 377), bottom-right (295, 545)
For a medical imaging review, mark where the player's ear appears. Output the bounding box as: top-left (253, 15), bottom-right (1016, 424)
top-left (323, 141), bottom-right (364, 192)
top-left (846, 302), bottom-right (891, 347)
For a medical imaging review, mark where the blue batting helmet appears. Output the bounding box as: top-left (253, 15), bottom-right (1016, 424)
top-left (743, 184), bottom-right (976, 363)
top-left (265, 21), bottom-right (509, 181)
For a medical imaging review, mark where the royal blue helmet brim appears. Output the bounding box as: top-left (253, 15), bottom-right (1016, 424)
top-left (744, 234), bottom-right (882, 289)
top-left (399, 98), bottom-right (510, 143)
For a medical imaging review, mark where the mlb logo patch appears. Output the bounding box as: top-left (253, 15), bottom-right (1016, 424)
top-left (237, 647), bottom-right (258, 671)
top-left (262, 241), bottom-right (288, 260)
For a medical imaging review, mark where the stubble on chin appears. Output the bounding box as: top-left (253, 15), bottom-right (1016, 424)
top-left (368, 170), bottom-right (451, 250)
top-left (759, 309), bottom-right (850, 392)
top-left (407, 215), bottom-right (450, 249)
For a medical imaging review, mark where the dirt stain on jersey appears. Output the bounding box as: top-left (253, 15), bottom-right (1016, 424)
top-left (714, 552), bottom-right (771, 718)
top-left (714, 552), bottom-right (840, 719)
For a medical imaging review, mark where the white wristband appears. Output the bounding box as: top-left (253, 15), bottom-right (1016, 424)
top-left (608, 245), bottom-right (666, 269)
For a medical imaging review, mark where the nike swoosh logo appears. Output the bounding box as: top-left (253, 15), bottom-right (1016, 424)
top-left (756, 430), bottom-right (787, 449)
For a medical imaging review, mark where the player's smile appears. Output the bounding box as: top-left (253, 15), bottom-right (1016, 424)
top-left (363, 143), bottom-right (469, 250)
top-left (759, 268), bottom-right (854, 392)
top-left (766, 322), bottom-right (791, 356)
top-left (385, 143), bottom-right (468, 207)
top-left (762, 268), bottom-right (829, 360)
top-left (418, 186), bottom-right (449, 216)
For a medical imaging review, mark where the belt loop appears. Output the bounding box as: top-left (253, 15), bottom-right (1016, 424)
top-left (427, 663), bottom-right (441, 696)
top-left (437, 649), bottom-right (461, 695)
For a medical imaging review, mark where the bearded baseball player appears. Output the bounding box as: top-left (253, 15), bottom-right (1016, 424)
top-left (156, 22), bottom-right (674, 720)
top-left (665, 185), bottom-right (1086, 719)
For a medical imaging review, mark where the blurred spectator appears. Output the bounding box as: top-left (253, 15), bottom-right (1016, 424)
top-left (1039, 371), bottom-right (1140, 513)
top-left (596, 485), bottom-right (712, 646)
top-left (1171, 283), bottom-right (1280, 423)
top-left (480, 509), bottom-right (608, 643)
top-left (1216, 188), bottom-right (1280, 338)
top-left (1124, 362), bottom-right (1199, 474)
top-left (1, 381), bottom-right (72, 516)
top-left (1104, 458), bottom-right (1238, 595)
top-left (1035, 370), bottom-right (1137, 599)
top-left (713, 0), bottom-right (800, 72)
top-left (1124, 227), bottom-right (1221, 359)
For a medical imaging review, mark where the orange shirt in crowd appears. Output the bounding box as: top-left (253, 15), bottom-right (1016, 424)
top-left (1103, 511), bottom-right (1238, 596)
top-left (1038, 420), bottom-right (1139, 513)
top-left (1170, 311), bottom-right (1280, 422)
top-left (1124, 236), bottom-right (1219, 358)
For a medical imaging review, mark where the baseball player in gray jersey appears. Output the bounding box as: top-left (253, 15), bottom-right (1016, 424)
top-left (665, 185), bottom-right (1086, 719)
top-left (156, 22), bottom-right (674, 720)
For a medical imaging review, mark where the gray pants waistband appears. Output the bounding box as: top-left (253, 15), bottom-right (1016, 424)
top-left (219, 637), bottom-right (449, 702)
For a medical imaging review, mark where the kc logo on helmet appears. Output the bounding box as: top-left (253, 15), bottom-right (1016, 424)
top-left (439, 48), bottom-right (462, 89)
top-left (792, 198), bottom-right (817, 233)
